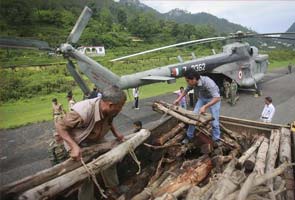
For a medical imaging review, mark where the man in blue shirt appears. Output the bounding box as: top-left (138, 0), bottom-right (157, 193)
top-left (174, 68), bottom-right (221, 143)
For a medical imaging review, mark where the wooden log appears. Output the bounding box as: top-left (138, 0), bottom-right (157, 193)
top-left (185, 179), bottom-right (217, 200)
top-left (244, 152), bottom-right (256, 174)
top-left (210, 159), bottom-right (246, 200)
top-left (265, 129), bottom-right (281, 188)
top-left (237, 172), bottom-right (257, 200)
top-left (153, 156), bottom-right (212, 198)
top-left (254, 162), bottom-right (295, 187)
top-left (279, 128), bottom-right (294, 200)
top-left (279, 128), bottom-right (291, 163)
top-left (19, 129), bottom-right (150, 200)
top-left (155, 123), bottom-right (185, 145)
top-left (237, 136), bottom-right (264, 168)
top-left (220, 123), bottom-right (241, 141)
top-left (254, 137), bottom-right (269, 175)
top-left (153, 102), bottom-right (209, 126)
top-left (156, 101), bottom-right (213, 124)
top-left (0, 138), bottom-right (125, 199)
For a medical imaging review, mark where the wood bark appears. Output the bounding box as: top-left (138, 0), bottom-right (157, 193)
top-left (237, 172), bottom-right (257, 200)
top-left (153, 156), bottom-right (212, 198)
top-left (153, 102), bottom-right (207, 126)
top-left (279, 127), bottom-right (294, 200)
top-left (210, 159), bottom-right (246, 200)
top-left (254, 137), bottom-right (269, 175)
top-left (19, 129), bottom-right (150, 200)
top-left (0, 138), bottom-right (125, 199)
top-left (237, 136), bottom-right (264, 167)
top-left (185, 180), bottom-right (217, 200)
top-left (156, 101), bottom-right (213, 124)
top-left (155, 123), bottom-right (185, 145)
top-left (265, 129), bottom-right (281, 188)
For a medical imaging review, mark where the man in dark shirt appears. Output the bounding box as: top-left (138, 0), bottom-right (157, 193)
top-left (174, 69), bottom-right (221, 143)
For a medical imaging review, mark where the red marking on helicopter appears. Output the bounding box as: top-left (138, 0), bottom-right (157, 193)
top-left (171, 67), bottom-right (180, 76)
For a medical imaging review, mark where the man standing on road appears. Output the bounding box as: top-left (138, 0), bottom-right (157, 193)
top-left (67, 91), bottom-right (76, 111)
top-left (55, 85), bottom-right (126, 199)
top-left (132, 87), bottom-right (140, 110)
top-left (229, 80), bottom-right (239, 105)
top-left (223, 79), bottom-right (230, 99)
top-left (52, 98), bottom-right (66, 123)
top-left (260, 96), bottom-right (275, 123)
top-left (174, 69), bottom-right (221, 143)
top-left (288, 63), bottom-right (292, 74)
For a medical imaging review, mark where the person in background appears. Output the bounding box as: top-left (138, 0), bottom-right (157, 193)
top-left (133, 121), bottom-right (142, 133)
top-left (52, 98), bottom-right (66, 123)
top-left (89, 87), bottom-right (98, 99)
top-left (67, 91), bottom-right (76, 111)
top-left (132, 87), bottom-right (140, 110)
top-left (288, 63), bottom-right (292, 74)
top-left (229, 80), bottom-right (239, 105)
top-left (188, 89), bottom-right (194, 108)
top-left (177, 87), bottom-right (187, 109)
top-left (48, 131), bottom-right (68, 166)
top-left (174, 69), bottom-right (221, 144)
top-left (260, 96), bottom-right (275, 123)
top-left (223, 79), bottom-right (230, 99)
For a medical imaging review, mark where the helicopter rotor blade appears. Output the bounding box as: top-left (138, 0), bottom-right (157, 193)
top-left (111, 36), bottom-right (227, 62)
top-left (67, 6), bottom-right (93, 44)
top-left (0, 37), bottom-right (51, 51)
top-left (250, 35), bottom-right (295, 41)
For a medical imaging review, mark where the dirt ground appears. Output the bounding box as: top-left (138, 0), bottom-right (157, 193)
top-left (0, 67), bottom-right (294, 187)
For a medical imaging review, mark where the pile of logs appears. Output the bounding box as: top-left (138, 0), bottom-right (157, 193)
top-left (1, 101), bottom-right (294, 200)
top-left (147, 101), bottom-right (295, 200)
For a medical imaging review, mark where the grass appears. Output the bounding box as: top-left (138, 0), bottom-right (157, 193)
top-left (268, 59), bottom-right (295, 71)
top-left (0, 79), bottom-right (187, 129)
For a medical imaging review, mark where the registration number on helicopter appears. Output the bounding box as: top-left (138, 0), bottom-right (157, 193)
top-left (183, 63), bottom-right (206, 72)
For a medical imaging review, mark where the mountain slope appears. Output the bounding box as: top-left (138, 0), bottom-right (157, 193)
top-left (286, 22), bottom-right (295, 32)
top-left (163, 9), bottom-right (249, 34)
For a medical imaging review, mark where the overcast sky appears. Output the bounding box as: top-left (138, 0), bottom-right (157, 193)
top-left (140, 0), bottom-right (295, 33)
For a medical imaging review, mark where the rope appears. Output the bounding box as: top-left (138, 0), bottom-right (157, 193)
top-left (80, 157), bottom-right (108, 199)
top-left (128, 146), bottom-right (141, 175)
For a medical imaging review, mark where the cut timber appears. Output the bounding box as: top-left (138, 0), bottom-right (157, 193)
top-left (253, 162), bottom-right (295, 187)
top-left (237, 172), bottom-right (257, 200)
top-left (155, 123), bottom-right (185, 145)
top-left (19, 129), bottom-right (150, 200)
top-left (265, 129), bottom-right (281, 188)
top-left (157, 101), bottom-right (213, 124)
top-left (0, 138), bottom-right (125, 199)
top-left (279, 128), bottom-right (294, 200)
top-left (153, 156), bottom-right (212, 198)
top-left (238, 136), bottom-right (264, 167)
top-left (254, 137), bottom-right (269, 175)
top-left (153, 102), bottom-right (211, 126)
top-left (211, 159), bottom-right (246, 200)
top-left (244, 152), bottom-right (256, 173)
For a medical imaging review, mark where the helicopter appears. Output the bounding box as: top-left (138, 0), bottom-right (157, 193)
top-left (0, 6), bottom-right (294, 96)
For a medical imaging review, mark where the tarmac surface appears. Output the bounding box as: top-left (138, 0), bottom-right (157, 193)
top-left (0, 67), bottom-right (294, 187)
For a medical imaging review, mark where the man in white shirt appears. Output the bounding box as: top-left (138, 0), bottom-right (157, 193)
top-left (132, 87), bottom-right (140, 109)
top-left (260, 96), bottom-right (275, 123)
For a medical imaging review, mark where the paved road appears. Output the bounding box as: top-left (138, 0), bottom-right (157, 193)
top-left (0, 68), bottom-right (294, 186)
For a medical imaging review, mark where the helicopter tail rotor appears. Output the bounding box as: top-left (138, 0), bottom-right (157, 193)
top-left (66, 6), bottom-right (93, 44)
